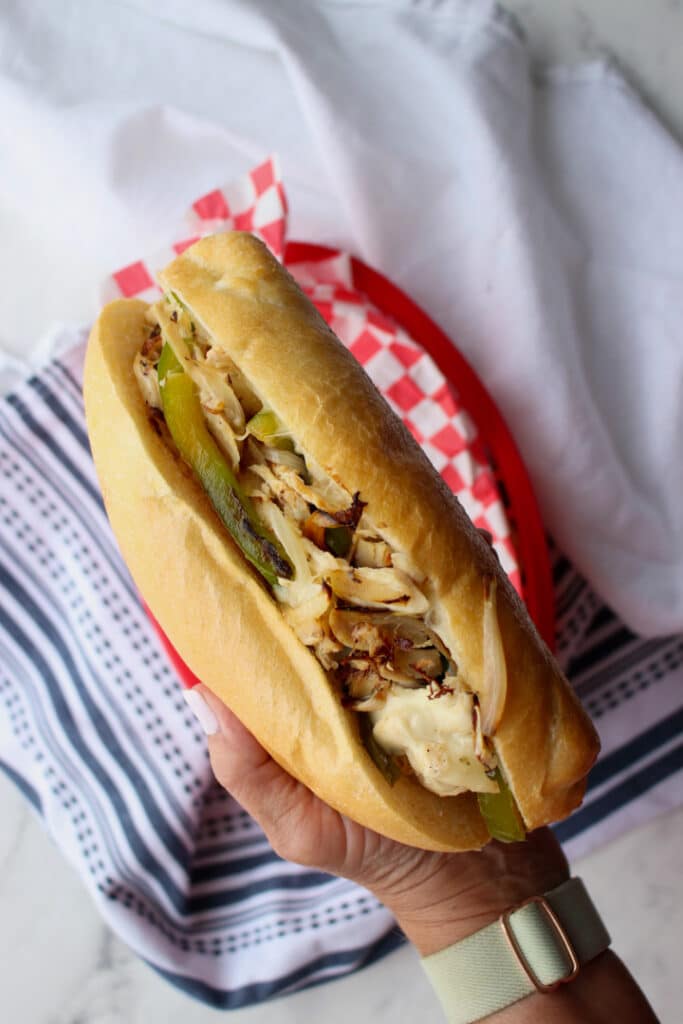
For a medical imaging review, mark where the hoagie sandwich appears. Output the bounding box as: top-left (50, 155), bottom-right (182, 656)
top-left (84, 232), bottom-right (599, 851)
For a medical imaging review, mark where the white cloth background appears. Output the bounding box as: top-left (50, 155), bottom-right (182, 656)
top-left (2, 0), bottom-right (682, 637)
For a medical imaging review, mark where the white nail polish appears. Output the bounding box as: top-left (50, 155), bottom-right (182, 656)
top-left (183, 688), bottom-right (219, 736)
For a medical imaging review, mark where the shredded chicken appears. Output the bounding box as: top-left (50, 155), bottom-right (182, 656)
top-left (248, 463), bottom-right (311, 522)
top-left (154, 300), bottom-right (246, 434)
top-left (133, 349), bottom-right (162, 410)
top-left (324, 567), bottom-right (430, 615)
top-left (133, 295), bottom-right (502, 798)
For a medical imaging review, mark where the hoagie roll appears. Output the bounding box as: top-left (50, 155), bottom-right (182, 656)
top-left (83, 232), bottom-right (599, 852)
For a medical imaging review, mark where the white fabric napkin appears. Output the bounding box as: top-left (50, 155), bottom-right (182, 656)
top-left (2, 0), bottom-right (682, 638)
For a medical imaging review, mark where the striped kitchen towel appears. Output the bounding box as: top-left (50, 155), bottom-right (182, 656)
top-left (0, 335), bottom-right (681, 1008)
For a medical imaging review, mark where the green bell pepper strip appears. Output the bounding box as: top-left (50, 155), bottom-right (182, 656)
top-left (478, 766), bottom-right (526, 843)
top-left (157, 344), bottom-right (294, 587)
top-left (325, 525), bottom-right (353, 559)
top-left (246, 409), bottom-right (296, 451)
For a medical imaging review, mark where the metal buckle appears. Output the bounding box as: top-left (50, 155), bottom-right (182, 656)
top-left (500, 896), bottom-right (580, 993)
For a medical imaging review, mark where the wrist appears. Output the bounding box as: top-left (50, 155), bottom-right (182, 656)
top-left (418, 878), bottom-right (639, 1024)
top-left (375, 829), bottom-right (569, 956)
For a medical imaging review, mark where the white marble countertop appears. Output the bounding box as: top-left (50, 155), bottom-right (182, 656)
top-left (1, 773), bottom-right (681, 1023)
top-left (2, 2), bottom-right (682, 1022)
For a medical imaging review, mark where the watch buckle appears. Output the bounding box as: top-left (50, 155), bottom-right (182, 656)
top-left (500, 895), bottom-right (580, 993)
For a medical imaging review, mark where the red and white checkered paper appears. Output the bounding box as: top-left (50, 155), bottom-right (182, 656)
top-left (102, 157), bottom-right (521, 593)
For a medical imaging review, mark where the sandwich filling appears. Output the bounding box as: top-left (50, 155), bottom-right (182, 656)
top-left (134, 293), bottom-right (524, 840)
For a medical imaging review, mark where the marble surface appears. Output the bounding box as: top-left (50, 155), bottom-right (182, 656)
top-left (1, 771), bottom-right (681, 1023)
top-left (502, 0), bottom-right (683, 144)
top-left (2, 2), bottom-right (683, 1022)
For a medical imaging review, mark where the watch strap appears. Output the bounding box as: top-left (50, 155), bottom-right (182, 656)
top-left (421, 878), bottom-right (610, 1024)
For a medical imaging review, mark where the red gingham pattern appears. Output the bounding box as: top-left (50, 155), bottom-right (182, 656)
top-left (99, 160), bottom-right (520, 593)
top-left (192, 189), bottom-right (230, 221)
top-left (288, 261), bottom-right (521, 591)
top-left (112, 261), bottom-right (154, 298)
top-left (101, 156), bottom-right (287, 306)
top-left (250, 157), bottom-right (278, 196)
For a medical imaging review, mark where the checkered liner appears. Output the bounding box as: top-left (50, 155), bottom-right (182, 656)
top-left (101, 158), bottom-right (521, 593)
top-left (102, 157), bottom-right (288, 306)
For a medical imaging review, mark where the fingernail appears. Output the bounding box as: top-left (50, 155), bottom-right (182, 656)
top-left (183, 688), bottom-right (219, 736)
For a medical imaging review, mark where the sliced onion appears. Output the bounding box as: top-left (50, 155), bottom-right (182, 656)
top-left (256, 500), bottom-right (312, 587)
top-left (387, 616), bottom-right (451, 658)
top-left (196, 370), bottom-right (245, 432)
top-left (345, 669), bottom-right (390, 711)
top-left (154, 303), bottom-right (192, 362)
top-left (480, 578), bottom-right (507, 736)
top-left (328, 609), bottom-right (385, 654)
top-left (375, 648), bottom-right (442, 687)
top-left (346, 668), bottom-right (384, 700)
top-left (376, 661), bottom-right (424, 688)
top-left (247, 463), bottom-right (310, 523)
top-left (380, 615), bottom-right (439, 650)
top-left (275, 465), bottom-right (352, 515)
top-left (324, 567), bottom-right (429, 615)
top-left (353, 536), bottom-right (392, 568)
top-left (262, 446), bottom-right (307, 473)
top-left (473, 701), bottom-right (498, 772)
top-left (395, 647), bottom-right (443, 679)
top-left (303, 539), bottom-right (350, 578)
top-left (202, 408), bottom-right (241, 470)
top-left (156, 302), bottom-right (246, 431)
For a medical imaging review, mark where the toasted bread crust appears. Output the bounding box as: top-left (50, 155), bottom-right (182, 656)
top-left (84, 233), bottom-right (599, 849)
top-left (84, 298), bottom-right (489, 851)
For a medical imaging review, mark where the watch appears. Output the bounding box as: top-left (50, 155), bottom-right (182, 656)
top-left (421, 877), bottom-right (610, 1024)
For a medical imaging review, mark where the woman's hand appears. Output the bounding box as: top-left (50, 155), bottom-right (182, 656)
top-left (193, 685), bottom-right (569, 956)
top-left (190, 687), bottom-right (660, 1022)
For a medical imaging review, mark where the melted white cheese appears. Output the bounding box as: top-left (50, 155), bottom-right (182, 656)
top-left (370, 689), bottom-right (498, 796)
